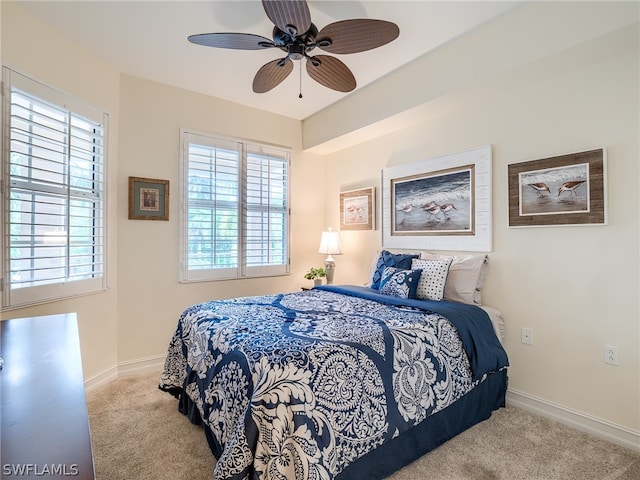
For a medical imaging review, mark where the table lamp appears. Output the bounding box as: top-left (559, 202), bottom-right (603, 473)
top-left (318, 227), bottom-right (342, 284)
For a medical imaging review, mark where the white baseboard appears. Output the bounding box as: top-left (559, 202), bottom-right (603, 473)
top-left (84, 366), bottom-right (118, 392)
top-left (507, 388), bottom-right (640, 453)
top-left (84, 355), bottom-right (165, 392)
top-left (117, 354), bottom-right (165, 375)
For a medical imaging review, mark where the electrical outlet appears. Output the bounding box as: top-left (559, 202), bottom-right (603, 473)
top-left (521, 328), bottom-right (533, 345)
top-left (604, 345), bottom-right (619, 365)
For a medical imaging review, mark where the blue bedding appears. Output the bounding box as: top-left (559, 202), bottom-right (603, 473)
top-left (160, 286), bottom-right (508, 480)
top-left (316, 285), bottom-right (508, 381)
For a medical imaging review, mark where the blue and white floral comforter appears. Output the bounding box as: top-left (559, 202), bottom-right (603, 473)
top-left (159, 285), bottom-right (508, 480)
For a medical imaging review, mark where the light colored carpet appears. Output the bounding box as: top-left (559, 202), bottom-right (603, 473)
top-left (86, 369), bottom-right (640, 479)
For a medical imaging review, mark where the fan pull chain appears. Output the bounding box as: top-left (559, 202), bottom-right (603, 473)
top-left (299, 61), bottom-right (303, 99)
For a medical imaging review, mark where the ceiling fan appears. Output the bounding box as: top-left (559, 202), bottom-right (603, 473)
top-left (188, 0), bottom-right (400, 96)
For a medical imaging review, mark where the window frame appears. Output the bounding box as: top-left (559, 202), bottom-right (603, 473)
top-left (180, 129), bottom-right (291, 283)
top-left (1, 67), bottom-right (109, 310)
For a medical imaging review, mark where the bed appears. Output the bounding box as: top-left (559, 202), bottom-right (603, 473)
top-left (159, 263), bottom-right (509, 480)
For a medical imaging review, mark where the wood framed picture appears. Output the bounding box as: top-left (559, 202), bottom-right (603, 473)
top-left (340, 187), bottom-right (375, 230)
top-left (128, 176), bottom-right (170, 221)
top-left (391, 165), bottom-right (474, 236)
top-left (507, 148), bottom-right (607, 227)
top-left (382, 145), bottom-right (492, 252)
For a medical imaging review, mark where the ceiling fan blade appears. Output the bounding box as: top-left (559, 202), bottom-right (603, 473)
top-left (317, 19), bottom-right (400, 54)
top-left (306, 55), bottom-right (356, 93)
top-left (262, 0), bottom-right (312, 37)
top-left (188, 32), bottom-right (274, 50)
top-left (253, 58), bottom-right (294, 93)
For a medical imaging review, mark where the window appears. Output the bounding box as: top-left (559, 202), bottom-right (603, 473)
top-left (1, 68), bottom-right (107, 309)
top-left (181, 131), bottom-right (290, 282)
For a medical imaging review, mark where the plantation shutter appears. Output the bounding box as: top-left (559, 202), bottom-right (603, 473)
top-left (244, 145), bottom-right (289, 277)
top-left (2, 68), bottom-right (107, 308)
top-left (183, 133), bottom-right (241, 281)
top-left (181, 131), bottom-right (290, 282)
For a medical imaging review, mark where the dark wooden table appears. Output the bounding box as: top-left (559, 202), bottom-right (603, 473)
top-left (1, 313), bottom-right (95, 479)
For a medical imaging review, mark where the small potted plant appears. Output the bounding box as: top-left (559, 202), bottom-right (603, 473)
top-left (304, 267), bottom-right (327, 286)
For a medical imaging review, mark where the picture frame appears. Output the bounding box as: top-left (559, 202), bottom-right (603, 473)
top-left (340, 187), bottom-right (375, 230)
top-left (128, 176), bottom-right (170, 221)
top-left (507, 148), bottom-right (607, 227)
top-left (391, 165), bottom-right (474, 236)
top-left (382, 145), bottom-right (492, 252)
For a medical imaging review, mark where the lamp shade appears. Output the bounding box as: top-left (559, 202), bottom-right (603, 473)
top-left (318, 228), bottom-right (342, 256)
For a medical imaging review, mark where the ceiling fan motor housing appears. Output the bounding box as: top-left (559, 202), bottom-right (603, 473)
top-left (273, 24), bottom-right (325, 60)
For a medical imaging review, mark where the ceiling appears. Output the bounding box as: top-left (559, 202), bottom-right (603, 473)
top-left (16, 1), bottom-right (520, 120)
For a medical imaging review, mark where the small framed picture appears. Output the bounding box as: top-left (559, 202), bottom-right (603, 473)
top-left (507, 148), bottom-right (606, 227)
top-left (340, 187), bottom-right (375, 230)
top-left (128, 177), bottom-right (169, 221)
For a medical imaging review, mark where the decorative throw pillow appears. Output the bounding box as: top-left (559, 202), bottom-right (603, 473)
top-left (411, 258), bottom-right (453, 301)
top-left (370, 250), bottom-right (420, 290)
top-left (379, 267), bottom-right (422, 299)
top-left (421, 252), bottom-right (488, 304)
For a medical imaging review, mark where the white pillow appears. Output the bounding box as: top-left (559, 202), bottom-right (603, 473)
top-left (420, 252), bottom-right (488, 305)
top-left (479, 305), bottom-right (505, 343)
top-left (411, 258), bottom-right (452, 301)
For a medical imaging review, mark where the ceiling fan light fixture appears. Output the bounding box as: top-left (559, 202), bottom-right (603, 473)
top-left (288, 43), bottom-right (305, 61)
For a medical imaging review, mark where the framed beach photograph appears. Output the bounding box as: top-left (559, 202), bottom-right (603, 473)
top-left (340, 187), bottom-right (375, 230)
top-left (507, 148), bottom-right (606, 227)
top-left (382, 145), bottom-right (492, 252)
top-left (391, 166), bottom-right (474, 236)
top-left (128, 176), bottom-right (170, 221)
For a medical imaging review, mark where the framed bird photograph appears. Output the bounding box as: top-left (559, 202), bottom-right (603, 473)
top-left (391, 165), bottom-right (474, 236)
top-left (340, 187), bottom-right (375, 231)
top-left (507, 148), bottom-right (607, 227)
top-left (382, 145), bottom-right (492, 252)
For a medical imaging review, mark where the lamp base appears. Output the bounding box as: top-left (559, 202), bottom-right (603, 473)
top-left (324, 259), bottom-right (336, 285)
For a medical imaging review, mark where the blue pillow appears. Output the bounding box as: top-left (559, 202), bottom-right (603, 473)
top-left (371, 250), bottom-right (420, 290)
top-left (379, 267), bottom-right (422, 299)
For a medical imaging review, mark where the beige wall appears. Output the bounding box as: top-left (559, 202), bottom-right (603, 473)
top-left (0, 3), bottom-right (326, 378)
top-left (312, 12), bottom-right (639, 431)
top-left (1, 3), bottom-right (120, 380)
top-left (2, 0), bottom-right (638, 440)
top-left (116, 75), bottom-right (324, 363)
